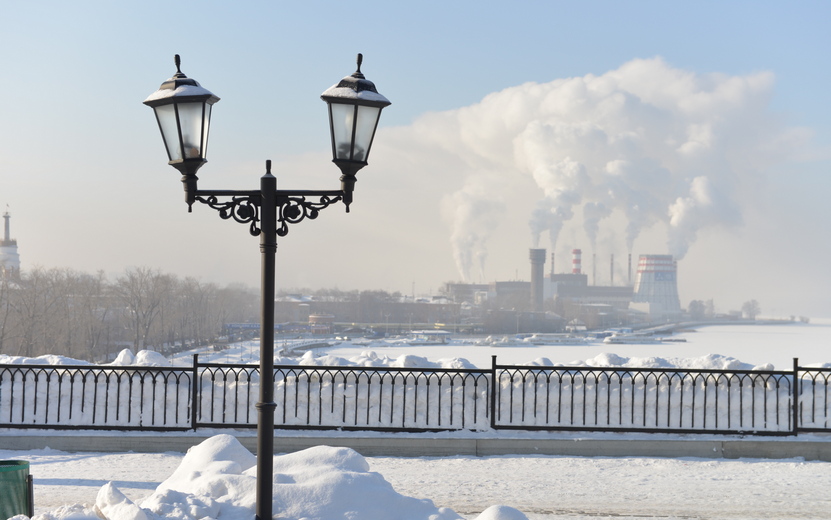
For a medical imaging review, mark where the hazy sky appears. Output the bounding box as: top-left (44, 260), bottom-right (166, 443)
top-left (1, 1), bottom-right (829, 318)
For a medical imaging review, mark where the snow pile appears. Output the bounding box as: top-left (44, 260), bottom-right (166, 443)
top-left (524, 352), bottom-right (773, 371)
top-left (0, 354), bottom-right (93, 365)
top-left (1, 347), bottom-right (772, 372)
top-left (0, 348), bottom-right (171, 367)
top-left (295, 349), bottom-right (476, 369)
top-left (64, 434), bottom-right (526, 520)
top-left (110, 349), bottom-right (137, 366)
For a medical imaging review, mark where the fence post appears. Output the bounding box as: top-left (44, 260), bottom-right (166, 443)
top-left (490, 355), bottom-right (497, 430)
top-left (192, 354), bottom-right (199, 431)
top-left (792, 357), bottom-right (799, 435)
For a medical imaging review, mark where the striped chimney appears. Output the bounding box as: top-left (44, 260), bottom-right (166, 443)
top-left (572, 249), bottom-right (582, 274)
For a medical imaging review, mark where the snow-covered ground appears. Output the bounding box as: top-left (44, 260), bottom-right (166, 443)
top-left (4, 436), bottom-right (831, 520)
top-left (4, 320), bottom-right (831, 520)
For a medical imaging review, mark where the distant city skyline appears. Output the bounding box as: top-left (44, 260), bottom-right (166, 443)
top-left (1, 1), bottom-right (829, 318)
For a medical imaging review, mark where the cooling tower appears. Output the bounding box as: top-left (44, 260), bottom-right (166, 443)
top-left (631, 254), bottom-right (681, 319)
top-left (529, 248), bottom-right (546, 312)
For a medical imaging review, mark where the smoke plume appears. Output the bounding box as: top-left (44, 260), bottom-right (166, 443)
top-left (406, 57), bottom-right (788, 279)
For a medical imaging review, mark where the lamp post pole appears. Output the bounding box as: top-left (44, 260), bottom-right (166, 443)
top-left (144, 54), bottom-right (390, 520)
top-left (257, 169), bottom-right (277, 520)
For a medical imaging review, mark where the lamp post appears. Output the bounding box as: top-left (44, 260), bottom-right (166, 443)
top-left (144, 54), bottom-right (390, 520)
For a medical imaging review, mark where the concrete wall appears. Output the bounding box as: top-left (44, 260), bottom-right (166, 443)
top-left (2, 432), bottom-right (830, 461)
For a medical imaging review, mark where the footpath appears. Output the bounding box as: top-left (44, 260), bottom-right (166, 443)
top-left (2, 430), bottom-right (831, 461)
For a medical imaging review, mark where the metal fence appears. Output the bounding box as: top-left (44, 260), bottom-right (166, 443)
top-left (797, 364), bottom-right (831, 432)
top-left (1, 356), bottom-right (829, 435)
top-left (195, 362), bottom-right (491, 431)
top-left (493, 364), bottom-right (794, 434)
top-left (0, 364), bottom-right (195, 430)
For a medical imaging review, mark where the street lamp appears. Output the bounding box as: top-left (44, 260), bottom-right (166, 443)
top-left (144, 54), bottom-right (390, 520)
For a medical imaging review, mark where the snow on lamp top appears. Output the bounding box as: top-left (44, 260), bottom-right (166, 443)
top-left (320, 53), bottom-right (391, 108)
top-left (143, 54), bottom-right (220, 106)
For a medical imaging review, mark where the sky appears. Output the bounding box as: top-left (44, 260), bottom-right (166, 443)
top-left (1, 1), bottom-right (829, 318)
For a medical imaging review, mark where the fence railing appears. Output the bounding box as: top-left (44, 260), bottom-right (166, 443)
top-left (195, 362), bottom-right (491, 431)
top-left (1, 356), bottom-right (829, 435)
top-left (493, 364), bottom-right (794, 434)
top-left (0, 364), bottom-right (195, 430)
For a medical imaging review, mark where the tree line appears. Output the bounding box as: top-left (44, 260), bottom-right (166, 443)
top-left (0, 267), bottom-right (259, 362)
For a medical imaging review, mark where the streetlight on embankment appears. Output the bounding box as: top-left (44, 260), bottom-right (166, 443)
top-left (143, 53), bottom-right (390, 520)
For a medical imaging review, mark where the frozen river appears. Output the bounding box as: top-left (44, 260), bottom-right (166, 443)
top-left (320, 320), bottom-right (831, 370)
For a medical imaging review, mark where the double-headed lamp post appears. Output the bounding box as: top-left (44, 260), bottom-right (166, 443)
top-left (144, 54), bottom-right (390, 520)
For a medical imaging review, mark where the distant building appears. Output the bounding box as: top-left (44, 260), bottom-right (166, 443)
top-left (440, 249), bottom-right (684, 331)
top-left (0, 209), bottom-right (20, 277)
top-left (630, 254), bottom-right (682, 321)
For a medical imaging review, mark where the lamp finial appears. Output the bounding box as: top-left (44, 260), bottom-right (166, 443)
top-left (352, 53), bottom-right (365, 79)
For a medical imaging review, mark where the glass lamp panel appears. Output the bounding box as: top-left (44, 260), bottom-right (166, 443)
top-left (176, 101), bottom-right (207, 159)
top-left (330, 103), bottom-right (357, 160)
top-left (154, 104), bottom-right (183, 161)
top-left (352, 106), bottom-right (381, 162)
top-left (201, 103), bottom-right (212, 158)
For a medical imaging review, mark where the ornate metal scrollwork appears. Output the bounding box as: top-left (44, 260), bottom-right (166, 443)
top-left (195, 194), bottom-right (261, 236)
top-left (276, 194), bottom-right (343, 237)
top-left (194, 191), bottom-right (343, 237)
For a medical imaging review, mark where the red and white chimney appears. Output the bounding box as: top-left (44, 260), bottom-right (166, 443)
top-left (572, 249), bottom-right (582, 275)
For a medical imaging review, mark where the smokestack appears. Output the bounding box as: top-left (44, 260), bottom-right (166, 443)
top-left (529, 249), bottom-right (546, 313)
top-left (610, 253), bottom-right (614, 286)
top-left (592, 253), bottom-right (596, 286)
top-left (628, 253), bottom-right (632, 284)
top-left (550, 252), bottom-right (555, 277)
top-left (572, 249), bottom-right (582, 274)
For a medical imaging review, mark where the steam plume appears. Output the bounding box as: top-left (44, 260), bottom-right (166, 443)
top-left (398, 57), bottom-right (789, 278)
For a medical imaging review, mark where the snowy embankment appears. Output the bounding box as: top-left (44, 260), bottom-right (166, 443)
top-left (24, 434), bottom-right (525, 520)
top-left (0, 341), bottom-right (801, 371)
top-left (4, 342), bottom-right (830, 432)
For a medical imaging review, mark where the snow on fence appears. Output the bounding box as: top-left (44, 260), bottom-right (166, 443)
top-left (196, 363), bottom-right (491, 430)
top-left (0, 364), bottom-right (194, 430)
top-left (798, 367), bottom-right (831, 431)
top-left (494, 365), bottom-right (794, 433)
top-left (1, 357), bottom-right (829, 434)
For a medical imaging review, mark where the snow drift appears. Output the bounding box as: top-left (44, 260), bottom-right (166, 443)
top-left (82, 434), bottom-right (526, 520)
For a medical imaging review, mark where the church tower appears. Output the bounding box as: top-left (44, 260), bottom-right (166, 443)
top-left (0, 208), bottom-right (20, 276)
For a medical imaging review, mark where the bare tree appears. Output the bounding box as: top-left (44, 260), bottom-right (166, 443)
top-left (742, 299), bottom-right (761, 320)
top-left (114, 267), bottom-right (173, 350)
top-left (75, 270), bottom-right (112, 360)
top-left (0, 273), bottom-right (17, 353)
top-left (0, 265), bottom-right (261, 360)
top-left (9, 267), bottom-right (61, 357)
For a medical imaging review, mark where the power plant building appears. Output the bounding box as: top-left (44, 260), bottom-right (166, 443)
top-left (442, 248), bottom-right (682, 331)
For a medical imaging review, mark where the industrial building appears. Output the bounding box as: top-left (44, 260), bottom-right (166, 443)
top-left (443, 247), bottom-right (682, 332)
